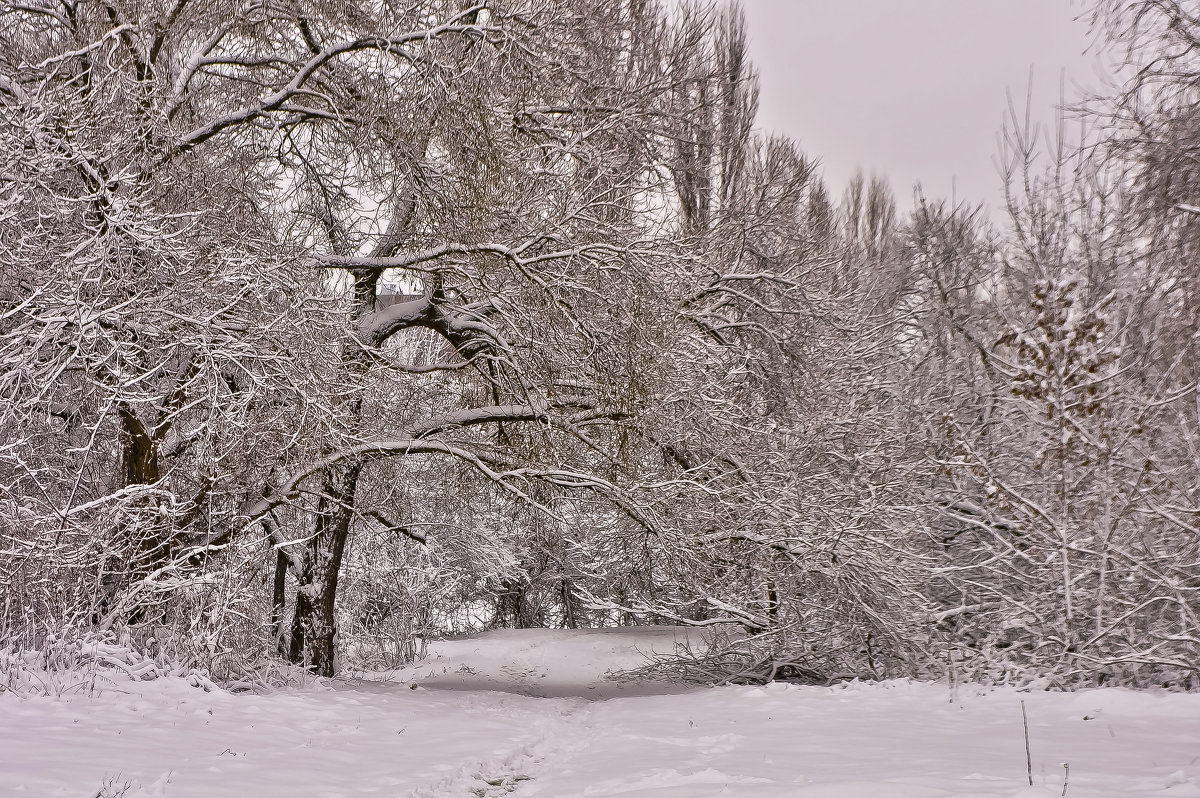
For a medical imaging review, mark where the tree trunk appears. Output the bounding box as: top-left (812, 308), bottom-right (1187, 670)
top-left (561, 579), bottom-right (578, 628)
top-left (287, 463), bottom-right (361, 676)
top-left (119, 406), bottom-right (160, 488)
top-left (271, 547), bottom-right (288, 658)
top-left (110, 405), bottom-right (175, 624)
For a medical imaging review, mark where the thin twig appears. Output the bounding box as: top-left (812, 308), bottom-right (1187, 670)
top-left (1022, 700), bottom-right (1033, 787)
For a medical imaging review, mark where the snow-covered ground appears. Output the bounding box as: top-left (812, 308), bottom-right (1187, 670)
top-left (3, 627), bottom-right (1199, 797)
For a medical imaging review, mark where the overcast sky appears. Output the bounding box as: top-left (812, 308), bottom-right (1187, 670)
top-left (740, 1), bottom-right (1114, 211)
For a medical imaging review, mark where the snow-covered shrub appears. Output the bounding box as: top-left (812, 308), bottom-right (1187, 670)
top-left (0, 629), bottom-right (219, 696)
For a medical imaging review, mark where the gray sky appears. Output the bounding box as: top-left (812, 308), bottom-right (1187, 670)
top-left (740, 1), bottom-right (1113, 211)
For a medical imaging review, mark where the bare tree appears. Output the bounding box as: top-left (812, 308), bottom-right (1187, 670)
top-left (8, 0), bottom-right (866, 676)
top-left (916, 89), bottom-right (1200, 685)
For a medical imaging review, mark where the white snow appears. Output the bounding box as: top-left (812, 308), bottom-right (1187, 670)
top-left (3, 627), bottom-right (1199, 797)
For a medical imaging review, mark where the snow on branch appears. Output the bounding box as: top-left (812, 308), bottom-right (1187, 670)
top-left (409, 403), bottom-right (550, 438)
top-left (161, 8), bottom-right (491, 163)
top-left (355, 291), bottom-right (510, 350)
top-left (312, 240), bottom-right (633, 274)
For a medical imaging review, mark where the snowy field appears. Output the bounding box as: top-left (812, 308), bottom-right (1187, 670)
top-left (2, 627), bottom-right (1199, 798)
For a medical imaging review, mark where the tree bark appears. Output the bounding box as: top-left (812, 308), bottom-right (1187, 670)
top-left (287, 463), bottom-right (362, 675)
top-left (271, 547), bottom-right (288, 658)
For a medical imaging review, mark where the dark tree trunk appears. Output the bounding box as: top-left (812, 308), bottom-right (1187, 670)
top-left (561, 579), bottom-right (578, 628)
top-left (766, 579), bottom-right (779, 625)
top-left (286, 463), bottom-right (361, 676)
top-left (111, 354), bottom-right (200, 602)
top-left (271, 547), bottom-right (288, 657)
top-left (119, 406), bottom-right (160, 488)
top-left (279, 215), bottom-right (416, 674)
top-left (109, 405), bottom-right (176, 624)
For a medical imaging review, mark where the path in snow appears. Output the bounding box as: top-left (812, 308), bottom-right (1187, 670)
top-left (2, 627), bottom-right (1199, 797)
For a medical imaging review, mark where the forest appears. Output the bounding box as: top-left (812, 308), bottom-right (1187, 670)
top-left (1, 0), bottom-right (1198, 690)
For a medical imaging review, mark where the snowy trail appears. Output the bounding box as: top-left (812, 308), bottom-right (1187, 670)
top-left (3, 628), bottom-right (1200, 797)
top-left (0, 670), bottom-right (560, 797)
